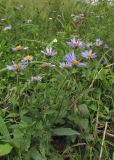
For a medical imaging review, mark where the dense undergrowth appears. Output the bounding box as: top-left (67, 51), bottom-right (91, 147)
top-left (0, 0), bottom-right (114, 160)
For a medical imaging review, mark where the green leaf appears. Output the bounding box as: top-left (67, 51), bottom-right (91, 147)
top-left (0, 143), bottom-right (12, 156)
top-left (88, 104), bottom-right (97, 111)
top-left (25, 147), bottom-right (44, 160)
top-left (0, 116), bottom-right (10, 139)
top-left (78, 104), bottom-right (90, 118)
top-left (78, 118), bottom-right (89, 131)
top-left (113, 152), bottom-right (114, 160)
top-left (53, 127), bottom-right (80, 136)
top-left (31, 148), bottom-right (44, 160)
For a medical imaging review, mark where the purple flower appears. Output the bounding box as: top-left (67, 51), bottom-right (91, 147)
top-left (67, 38), bottom-right (84, 48)
top-left (22, 55), bottom-right (33, 63)
top-left (66, 51), bottom-right (85, 67)
top-left (60, 62), bottom-right (72, 69)
top-left (7, 62), bottom-right (27, 71)
top-left (95, 39), bottom-right (103, 46)
top-left (81, 50), bottom-right (97, 59)
top-left (42, 48), bottom-right (57, 57)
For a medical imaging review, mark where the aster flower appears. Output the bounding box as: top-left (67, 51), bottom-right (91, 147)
top-left (12, 45), bottom-right (23, 51)
top-left (6, 62), bottom-right (27, 71)
top-left (42, 48), bottom-right (57, 57)
top-left (81, 50), bottom-right (97, 59)
top-left (12, 45), bottom-right (28, 51)
top-left (3, 25), bottom-right (12, 31)
top-left (67, 38), bottom-right (84, 48)
top-left (22, 55), bottom-right (33, 63)
top-left (95, 39), bottom-right (103, 46)
top-left (66, 51), bottom-right (85, 67)
top-left (31, 76), bottom-right (43, 82)
top-left (41, 63), bottom-right (55, 68)
top-left (60, 62), bottom-right (72, 69)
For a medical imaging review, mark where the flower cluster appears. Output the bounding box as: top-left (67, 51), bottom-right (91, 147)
top-left (6, 37), bottom-right (99, 77)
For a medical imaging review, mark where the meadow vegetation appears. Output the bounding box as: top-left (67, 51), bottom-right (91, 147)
top-left (0, 0), bottom-right (114, 159)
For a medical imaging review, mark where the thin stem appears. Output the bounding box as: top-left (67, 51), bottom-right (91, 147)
top-left (99, 122), bottom-right (108, 160)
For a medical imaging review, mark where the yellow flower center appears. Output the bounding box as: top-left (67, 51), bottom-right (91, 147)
top-left (87, 52), bottom-right (93, 57)
top-left (72, 60), bottom-right (79, 65)
top-left (25, 55), bottom-right (32, 60)
top-left (16, 45), bottom-right (22, 50)
top-left (74, 42), bottom-right (78, 47)
top-left (15, 64), bottom-right (21, 69)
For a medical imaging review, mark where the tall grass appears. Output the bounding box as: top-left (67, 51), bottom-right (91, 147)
top-left (4, 0), bottom-right (88, 17)
top-left (0, 0), bottom-right (114, 160)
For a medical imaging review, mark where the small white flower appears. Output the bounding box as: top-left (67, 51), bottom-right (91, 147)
top-left (3, 25), bottom-right (12, 31)
top-left (23, 46), bottom-right (29, 50)
top-left (27, 19), bottom-right (32, 23)
top-left (60, 62), bottom-right (72, 69)
top-left (31, 76), bottom-right (43, 82)
top-left (53, 39), bottom-right (57, 43)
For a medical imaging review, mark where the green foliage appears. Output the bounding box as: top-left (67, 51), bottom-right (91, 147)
top-left (0, 116), bottom-right (11, 140)
top-left (53, 127), bottom-right (80, 136)
top-left (0, 0), bottom-right (114, 160)
top-left (0, 143), bottom-right (12, 156)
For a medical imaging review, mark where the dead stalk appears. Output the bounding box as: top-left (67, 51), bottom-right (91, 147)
top-left (99, 122), bottom-right (108, 160)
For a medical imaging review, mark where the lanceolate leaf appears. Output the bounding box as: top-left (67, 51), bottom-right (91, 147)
top-left (0, 116), bottom-right (10, 140)
top-left (53, 127), bottom-right (80, 136)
